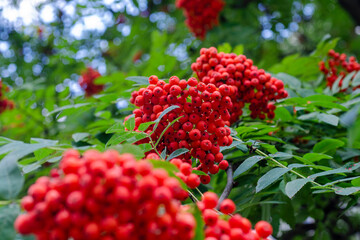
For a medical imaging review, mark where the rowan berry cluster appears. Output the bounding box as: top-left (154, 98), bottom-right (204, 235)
top-left (198, 192), bottom-right (273, 240)
top-left (319, 49), bottom-right (360, 90)
top-left (129, 75), bottom-right (232, 184)
top-left (0, 79), bottom-right (14, 114)
top-left (175, 0), bottom-right (225, 39)
top-left (15, 149), bottom-right (195, 240)
top-left (78, 67), bottom-right (104, 97)
top-left (192, 47), bottom-right (288, 121)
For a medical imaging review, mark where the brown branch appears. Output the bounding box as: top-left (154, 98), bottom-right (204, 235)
top-left (217, 163), bottom-right (234, 209)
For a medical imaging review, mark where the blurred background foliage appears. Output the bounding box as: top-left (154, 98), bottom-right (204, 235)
top-left (1, 0), bottom-right (360, 239)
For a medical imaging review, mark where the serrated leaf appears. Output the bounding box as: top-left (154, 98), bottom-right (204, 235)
top-left (125, 76), bottom-right (149, 85)
top-left (125, 115), bottom-right (135, 131)
top-left (106, 132), bottom-right (133, 147)
top-left (72, 133), bottom-right (90, 142)
top-left (313, 139), bottom-right (344, 154)
top-left (309, 162), bottom-right (360, 180)
top-left (220, 141), bottom-right (243, 152)
top-left (161, 148), bottom-right (167, 160)
top-left (303, 153), bottom-right (332, 162)
top-left (335, 187), bottom-right (360, 195)
top-left (324, 176), bottom-right (360, 186)
top-left (341, 71), bottom-right (356, 90)
top-left (331, 75), bottom-right (343, 94)
top-left (0, 204), bottom-right (20, 240)
top-left (192, 170), bottom-right (208, 176)
top-left (317, 113), bottom-right (339, 126)
top-left (352, 71), bottom-right (360, 87)
top-left (256, 168), bottom-right (290, 192)
top-left (47, 103), bottom-right (91, 116)
top-left (106, 122), bottom-right (125, 133)
top-left (304, 95), bottom-right (338, 102)
top-left (269, 152), bottom-right (293, 159)
top-left (285, 178), bottom-right (311, 198)
top-left (0, 159), bottom-right (24, 200)
top-left (138, 121), bottom-right (155, 132)
top-left (110, 144), bottom-right (147, 159)
top-left (233, 156), bottom-right (265, 178)
top-left (167, 148), bottom-right (189, 161)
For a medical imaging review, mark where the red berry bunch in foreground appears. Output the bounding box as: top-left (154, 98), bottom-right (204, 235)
top-left (15, 149), bottom-right (195, 240)
top-left (319, 49), bottom-right (360, 91)
top-left (78, 67), bottom-right (104, 97)
top-left (198, 192), bottom-right (273, 240)
top-left (176, 0), bottom-right (225, 39)
top-left (0, 79), bottom-right (14, 114)
top-left (129, 75), bottom-right (233, 184)
top-left (192, 47), bottom-right (288, 122)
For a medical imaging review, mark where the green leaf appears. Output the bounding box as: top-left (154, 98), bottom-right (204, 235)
top-left (303, 153), bottom-right (332, 162)
top-left (192, 170), bottom-right (208, 176)
top-left (0, 204), bottom-right (20, 240)
top-left (269, 152), bottom-right (293, 160)
top-left (274, 107), bottom-right (293, 122)
top-left (193, 205), bottom-right (205, 240)
top-left (46, 103), bottom-right (91, 116)
top-left (309, 162), bottom-right (360, 180)
top-left (161, 148), bottom-right (167, 160)
top-left (233, 44), bottom-right (244, 55)
top-left (256, 168), bottom-right (290, 192)
top-left (167, 148), bottom-right (189, 161)
top-left (106, 132), bottom-right (133, 147)
top-left (233, 156), bottom-right (265, 178)
top-left (125, 76), bottom-right (149, 85)
top-left (0, 160), bottom-right (24, 200)
top-left (351, 71), bottom-right (360, 87)
top-left (275, 73), bottom-right (301, 89)
top-left (324, 176), bottom-right (360, 186)
top-left (138, 121), bottom-right (155, 132)
top-left (332, 75), bottom-right (343, 94)
top-left (317, 113), bottom-right (339, 126)
top-left (335, 187), bottom-right (360, 195)
top-left (72, 133), bottom-right (90, 142)
top-left (285, 178), bottom-right (311, 198)
top-left (340, 105), bottom-right (359, 127)
top-left (313, 139), bottom-right (344, 154)
top-left (110, 144), bottom-right (147, 159)
top-left (217, 43), bottom-right (232, 53)
top-left (148, 159), bottom-right (179, 172)
top-left (106, 122), bottom-right (125, 134)
top-left (256, 164), bottom-right (306, 192)
top-left (34, 148), bottom-right (53, 161)
top-left (341, 71), bottom-right (356, 90)
top-left (220, 141), bottom-right (243, 152)
top-left (125, 115), bottom-right (135, 131)
top-left (310, 101), bottom-right (348, 111)
top-left (304, 95), bottom-right (338, 102)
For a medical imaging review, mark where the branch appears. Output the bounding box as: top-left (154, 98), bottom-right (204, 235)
top-left (217, 163), bottom-right (234, 208)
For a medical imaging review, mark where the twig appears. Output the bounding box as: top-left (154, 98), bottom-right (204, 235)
top-left (217, 163), bottom-right (234, 209)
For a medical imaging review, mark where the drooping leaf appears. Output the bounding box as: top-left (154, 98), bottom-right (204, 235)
top-left (72, 133), bottom-right (90, 142)
top-left (313, 139), bottom-right (344, 154)
top-left (0, 160), bottom-right (24, 200)
top-left (0, 204), bottom-right (20, 240)
top-left (285, 178), bottom-right (311, 198)
top-left (167, 148), bottom-right (189, 161)
top-left (233, 156), bottom-right (265, 178)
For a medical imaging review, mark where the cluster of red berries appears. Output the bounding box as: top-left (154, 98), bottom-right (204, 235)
top-left (319, 49), bottom-right (360, 90)
top-left (129, 75), bottom-right (232, 184)
top-left (78, 67), bottom-right (104, 97)
top-left (198, 192), bottom-right (273, 240)
top-left (175, 0), bottom-right (225, 39)
top-left (15, 149), bottom-right (195, 240)
top-left (0, 79), bottom-right (14, 114)
top-left (191, 47), bottom-right (288, 121)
